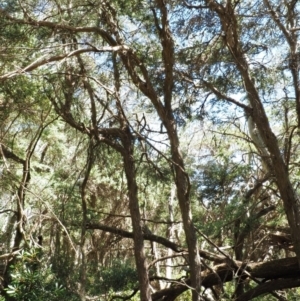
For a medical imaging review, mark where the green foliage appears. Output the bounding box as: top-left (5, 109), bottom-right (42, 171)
top-left (1, 0), bottom-right (300, 300)
top-left (176, 289), bottom-right (192, 301)
top-left (96, 260), bottom-right (138, 294)
top-left (6, 249), bottom-right (69, 301)
top-left (194, 157), bottom-right (250, 205)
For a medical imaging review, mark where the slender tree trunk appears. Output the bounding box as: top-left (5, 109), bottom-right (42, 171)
top-left (99, 2), bottom-right (202, 297)
top-left (165, 185), bottom-right (176, 286)
top-left (78, 142), bottom-right (94, 301)
top-left (164, 119), bottom-right (202, 301)
top-left (122, 129), bottom-right (152, 301)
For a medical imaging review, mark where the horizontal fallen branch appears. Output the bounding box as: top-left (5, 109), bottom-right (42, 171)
top-left (86, 222), bottom-right (225, 262)
top-left (152, 257), bottom-right (300, 300)
top-left (86, 222), bottom-right (300, 300)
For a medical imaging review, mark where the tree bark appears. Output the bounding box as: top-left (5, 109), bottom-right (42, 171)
top-left (207, 0), bottom-right (300, 267)
top-left (167, 124), bottom-right (202, 301)
top-left (165, 185), bottom-right (176, 287)
top-left (152, 256), bottom-right (300, 301)
top-left (122, 129), bottom-right (152, 301)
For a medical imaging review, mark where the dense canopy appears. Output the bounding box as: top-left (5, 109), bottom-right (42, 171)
top-left (1, 0), bottom-right (300, 300)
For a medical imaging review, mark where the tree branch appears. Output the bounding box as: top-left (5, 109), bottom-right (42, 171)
top-left (152, 257), bottom-right (300, 300)
top-left (0, 46), bottom-right (130, 81)
top-left (154, 0), bottom-right (174, 110)
top-left (263, 0), bottom-right (293, 45)
top-left (0, 144), bottom-right (25, 164)
top-left (85, 222), bottom-right (225, 262)
top-left (235, 278), bottom-right (300, 301)
top-left (0, 8), bottom-right (116, 45)
top-left (202, 79), bottom-right (252, 114)
top-left (86, 222), bottom-right (183, 252)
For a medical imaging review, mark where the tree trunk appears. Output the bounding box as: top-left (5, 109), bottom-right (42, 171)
top-left (165, 185), bottom-right (176, 287)
top-left (207, 0), bottom-right (300, 267)
top-left (164, 118), bottom-right (201, 301)
top-left (122, 129), bottom-right (152, 301)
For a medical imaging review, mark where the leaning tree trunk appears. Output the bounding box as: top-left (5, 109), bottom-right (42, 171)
top-left (207, 0), bottom-right (300, 267)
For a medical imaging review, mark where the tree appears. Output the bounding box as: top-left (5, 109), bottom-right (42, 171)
top-left (1, 0), bottom-right (300, 300)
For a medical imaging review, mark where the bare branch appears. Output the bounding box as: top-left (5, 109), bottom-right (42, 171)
top-left (290, 27), bottom-right (300, 32)
top-left (202, 80), bottom-right (252, 113)
top-left (86, 222), bottom-right (183, 252)
top-left (0, 46), bottom-right (130, 81)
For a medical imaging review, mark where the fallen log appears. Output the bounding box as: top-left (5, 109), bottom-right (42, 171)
top-left (152, 257), bottom-right (300, 300)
